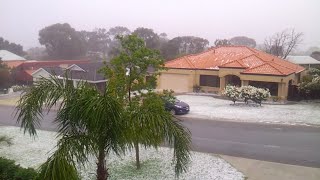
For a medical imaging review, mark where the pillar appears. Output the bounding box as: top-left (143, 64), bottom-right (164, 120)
top-left (219, 76), bottom-right (226, 94)
top-left (277, 82), bottom-right (288, 100)
top-left (241, 80), bottom-right (249, 86)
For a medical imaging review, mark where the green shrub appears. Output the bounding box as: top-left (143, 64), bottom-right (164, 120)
top-left (0, 157), bottom-right (38, 180)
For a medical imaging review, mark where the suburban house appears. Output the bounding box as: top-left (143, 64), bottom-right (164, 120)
top-left (0, 50), bottom-right (26, 61)
top-left (157, 46), bottom-right (305, 100)
top-left (32, 62), bottom-right (107, 92)
top-left (286, 55), bottom-right (320, 69)
top-left (7, 60), bottom-right (90, 84)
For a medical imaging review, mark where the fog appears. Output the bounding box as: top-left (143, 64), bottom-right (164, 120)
top-left (0, 0), bottom-right (319, 49)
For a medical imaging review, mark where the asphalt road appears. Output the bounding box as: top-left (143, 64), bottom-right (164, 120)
top-left (1, 105), bottom-right (320, 168)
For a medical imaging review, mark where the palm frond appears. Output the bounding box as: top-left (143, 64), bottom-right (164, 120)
top-left (15, 76), bottom-right (71, 136)
top-left (130, 92), bottom-right (191, 176)
top-left (0, 135), bottom-right (12, 145)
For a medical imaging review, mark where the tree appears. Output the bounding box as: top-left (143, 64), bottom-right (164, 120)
top-left (0, 60), bottom-right (11, 89)
top-left (39, 23), bottom-right (87, 59)
top-left (81, 28), bottom-right (110, 55)
top-left (0, 37), bottom-right (25, 56)
top-left (311, 51), bottom-right (320, 61)
top-left (107, 26), bottom-right (131, 42)
top-left (102, 35), bottom-right (191, 173)
top-left (299, 67), bottom-right (320, 99)
top-left (16, 77), bottom-right (127, 180)
top-left (107, 26), bottom-right (131, 57)
top-left (264, 29), bottom-right (303, 59)
top-left (161, 36), bottom-right (209, 60)
top-left (25, 47), bottom-right (49, 60)
top-left (214, 39), bottom-right (231, 47)
top-left (133, 27), bottom-right (161, 50)
top-left (230, 36), bottom-right (256, 48)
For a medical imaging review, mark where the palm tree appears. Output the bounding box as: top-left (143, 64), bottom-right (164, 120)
top-left (16, 76), bottom-right (127, 180)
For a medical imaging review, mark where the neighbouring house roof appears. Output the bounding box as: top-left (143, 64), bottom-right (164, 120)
top-left (42, 67), bottom-right (65, 75)
top-left (165, 46), bottom-right (305, 76)
top-left (31, 67), bottom-right (64, 78)
top-left (0, 50), bottom-right (26, 61)
top-left (20, 60), bottom-right (90, 70)
top-left (286, 56), bottom-right (320, 65)
top-left (3, 60), bottom-right (25, 68)
top-left (61, 61), bottom-right (107, 82)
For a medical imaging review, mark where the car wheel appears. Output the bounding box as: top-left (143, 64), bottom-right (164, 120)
top-left (170, 109), bottom-right (176, 115)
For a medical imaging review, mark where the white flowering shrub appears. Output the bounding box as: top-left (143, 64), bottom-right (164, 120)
top-left (11, 85), bottom-right (29, 92)
top-left (223, 85), bottom-right (271, 106)
top-left (239, 86), bottom-right (256, 103)
top-left (251, 87), bottom-right (271, 105)
top-left (222, 85), bottom-right (241, 104)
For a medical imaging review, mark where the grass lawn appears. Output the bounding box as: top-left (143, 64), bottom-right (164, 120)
top-left (0, 126), bottom-right (244, 180)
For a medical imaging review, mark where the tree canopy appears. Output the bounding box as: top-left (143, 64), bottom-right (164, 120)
top-left (0, 37), bottom-right (25, 56)
top-left (161, 36), bottom-right (209, 60)
top-left (299, 67), bottom-right (320, 99)
top-left (133, 27), bottom-right (161, 50)
top-left (214, 39), bottom-right (231, 47)
top-left (230, 36), bottom-right (256, 48)
top-left (39, 23), bottom-right (87, 59)
top-left (311, 51), bottom-right (320, 61)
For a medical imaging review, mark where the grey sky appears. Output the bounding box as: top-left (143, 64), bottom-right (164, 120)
top-left (0, 0), bottom-right (319, 50)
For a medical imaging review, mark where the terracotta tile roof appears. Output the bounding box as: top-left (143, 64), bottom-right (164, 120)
top-left (25, 70), bottom-right (36, 76)
top-left (3, 60), bottom-right (25, 68)
top-left (165, 46), bottom-right (305, 76)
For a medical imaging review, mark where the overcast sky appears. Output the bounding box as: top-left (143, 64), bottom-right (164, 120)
top-left (0, 0), bottom-right (319, 50)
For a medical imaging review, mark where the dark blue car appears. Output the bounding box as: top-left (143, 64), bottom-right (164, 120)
top-left (165, 99), bottom-right (190, 115)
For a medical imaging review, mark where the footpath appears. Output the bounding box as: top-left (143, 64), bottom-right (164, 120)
top-left (222, 155), bottom-right (320, 180)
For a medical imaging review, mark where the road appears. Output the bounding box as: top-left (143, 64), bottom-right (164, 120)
top-left (1, 105), bottom-right (320, 168)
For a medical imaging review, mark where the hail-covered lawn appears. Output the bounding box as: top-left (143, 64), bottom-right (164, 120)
top-left (0, 126), bottom-right (244, 180)
top-left (177, 95), bottom-right (320, 126)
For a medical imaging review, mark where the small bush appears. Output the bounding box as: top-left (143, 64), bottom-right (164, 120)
top-left (0, 157), bottom-right (38, 180)
top-left (11, 85), bottom-right (29, 92)
top-left (193, 85), bottom-right (201, 93)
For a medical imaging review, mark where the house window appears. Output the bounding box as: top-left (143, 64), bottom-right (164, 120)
top-left (249, 81), bottom-right (278, 96)
top-left (200, 75), bottom-right (220, 87)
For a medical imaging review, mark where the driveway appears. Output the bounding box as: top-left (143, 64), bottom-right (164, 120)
top-left (177, 95), bottom-right (320, 126)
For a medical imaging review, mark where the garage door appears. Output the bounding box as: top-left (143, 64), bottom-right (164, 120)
top-left (160, 74), bottom-right (189, 92)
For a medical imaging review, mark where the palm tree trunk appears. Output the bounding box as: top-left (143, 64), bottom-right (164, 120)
top-left (134, 142), bottom-right (141, 169)
top-left (97, 148), bottom-right (108, 180)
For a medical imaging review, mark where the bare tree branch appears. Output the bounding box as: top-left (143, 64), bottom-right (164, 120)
top-left (263, 29), bottom-right (303, 59)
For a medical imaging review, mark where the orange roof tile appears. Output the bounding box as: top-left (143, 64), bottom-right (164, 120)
top-left (25, 70), bottom-right (36, 75)
top-left (3, 60), bottom-right (25, 68)
top-left (165, 46), bottom-right (305, 76)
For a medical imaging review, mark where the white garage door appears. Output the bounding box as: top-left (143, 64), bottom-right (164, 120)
top-left (160, 74), bottom-right (189, 92)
